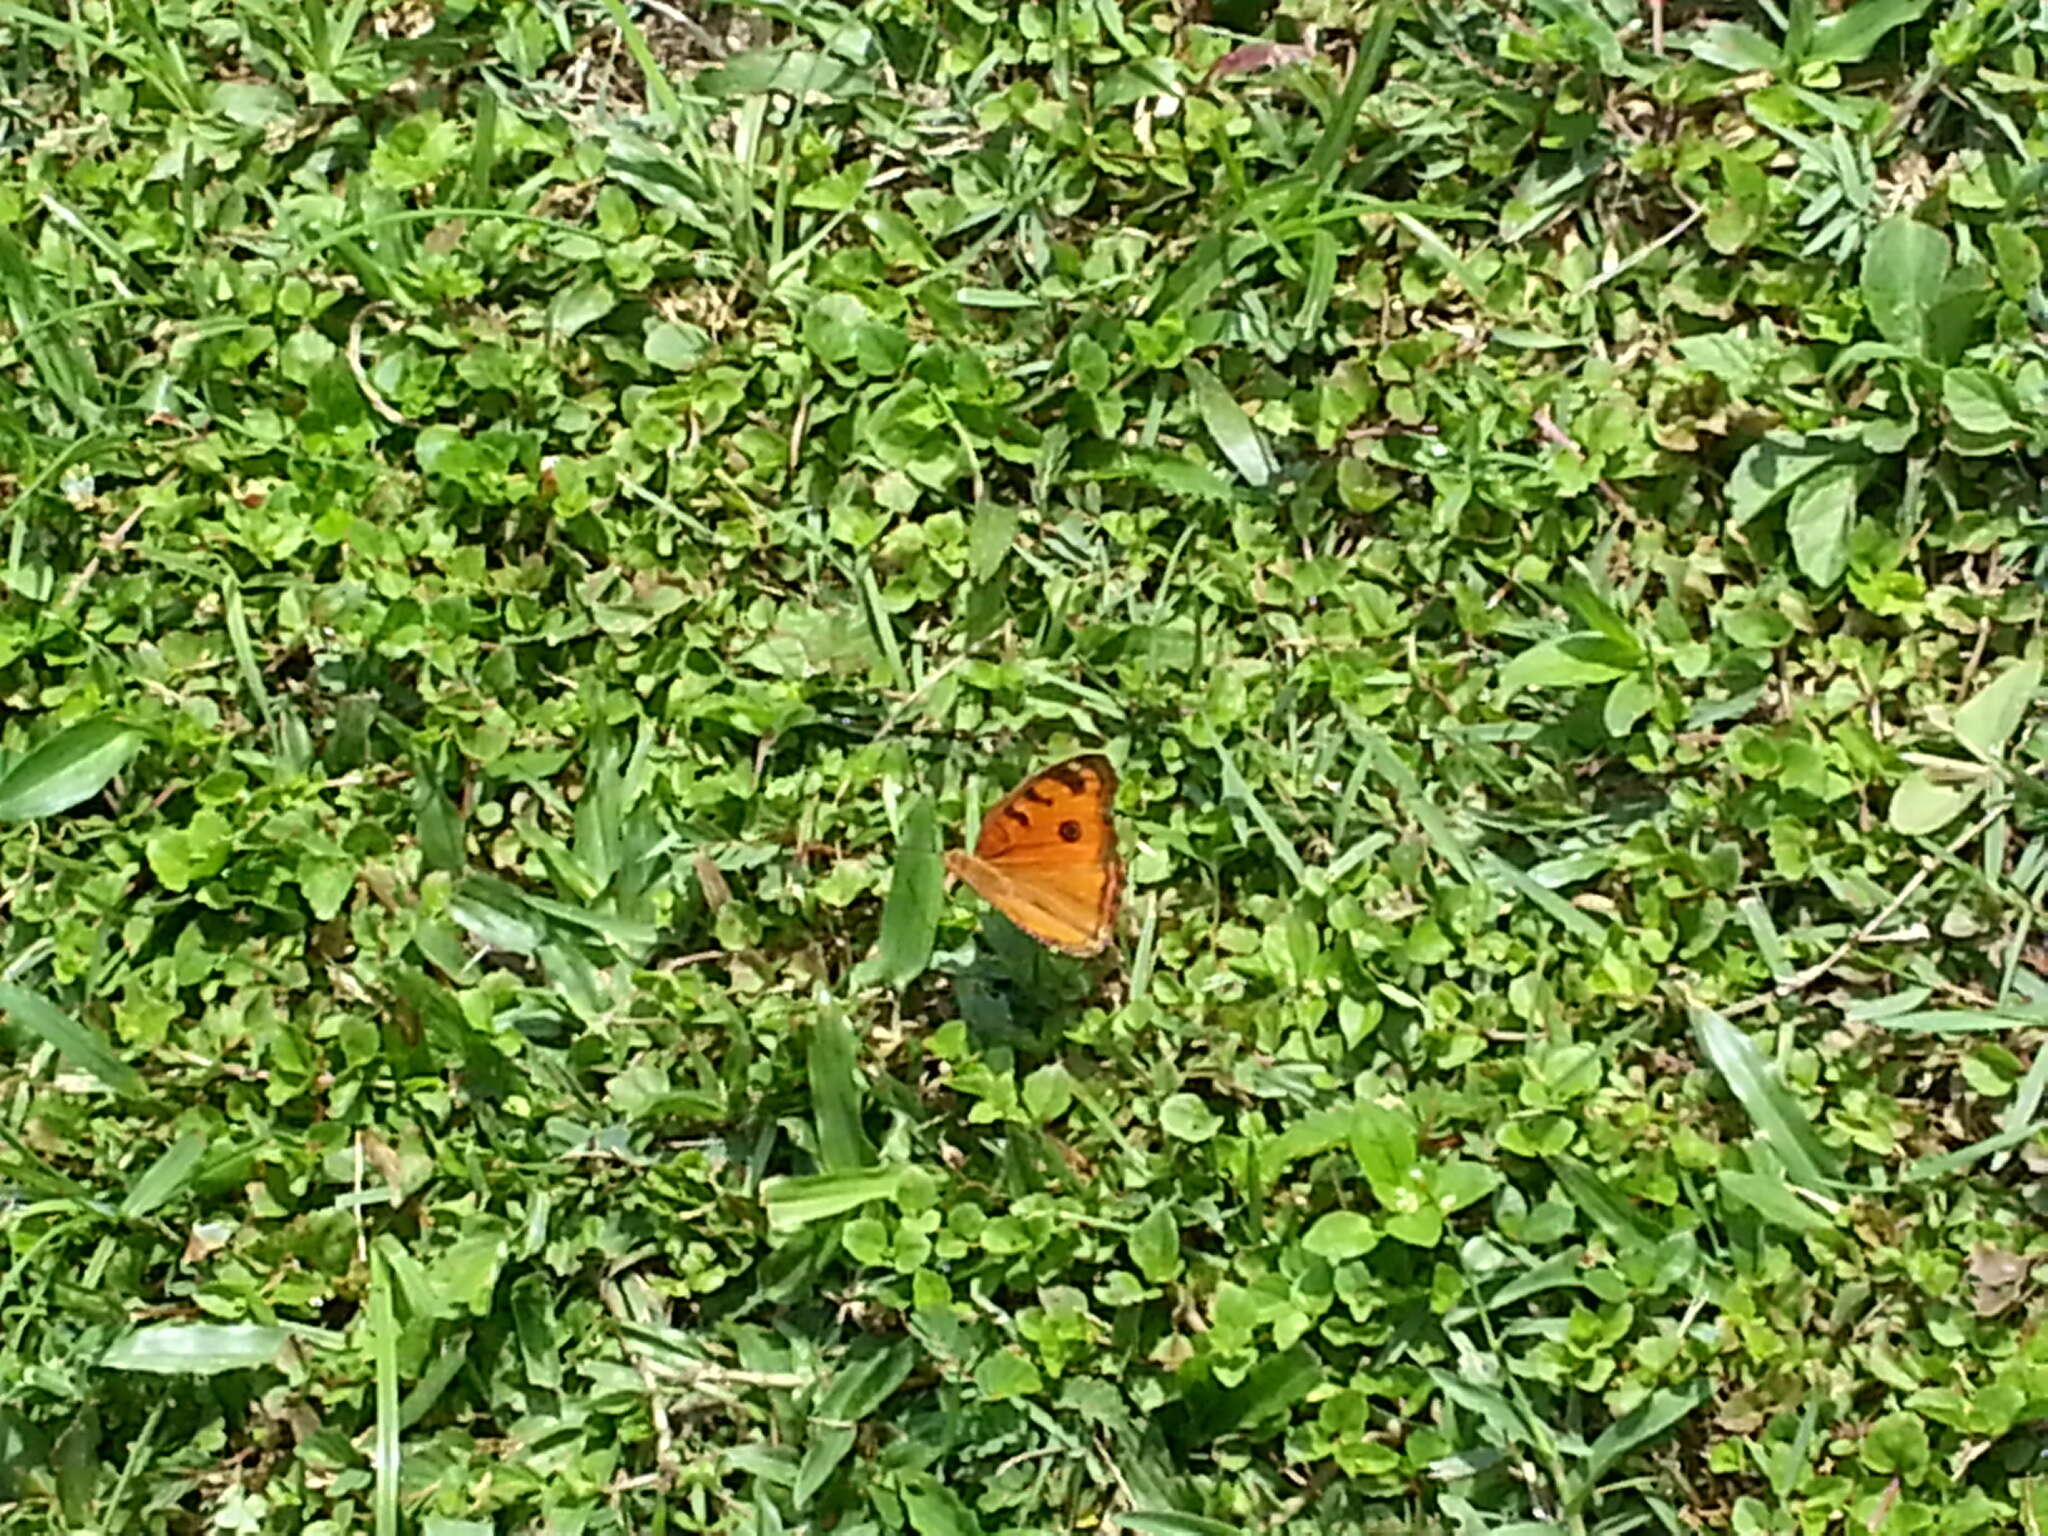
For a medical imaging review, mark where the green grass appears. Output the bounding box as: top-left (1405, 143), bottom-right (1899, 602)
top-left (4, 0), bottom-right (2048, 1530)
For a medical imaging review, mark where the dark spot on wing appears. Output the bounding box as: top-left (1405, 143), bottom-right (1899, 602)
top-left (1019, 785), bottom-right (1053, 805)
top-left (1059, 820), bottom-right (1083, 842)
top-left (1003, 807), bottom-right (1032, 828)
top-left (1044, 763), bottom-right (1089, 793)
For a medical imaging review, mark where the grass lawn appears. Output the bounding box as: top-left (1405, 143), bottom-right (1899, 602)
top-left (6, 0), bottom-right (2048, 1530)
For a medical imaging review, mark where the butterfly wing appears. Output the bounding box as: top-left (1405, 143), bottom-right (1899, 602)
top-left (944, 754), bottom-right (1122, 956)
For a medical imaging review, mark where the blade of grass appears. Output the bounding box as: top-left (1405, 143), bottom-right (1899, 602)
top-left (875, 794), bottom-right (941, 987)
top-left (0, 718), bottom-right (140, 821)
top-left (1477, 851), bottom-right (1608, 945)
top-left (118, 1132), bottom-right (207, 1219)
top-left (1859, 1004), bottom-right (2048, 1033)
top-left (1128, 890), bottom-right (1159, 1001)
top-left (1904, 1116), bottom-right (2048, 1184)
top-left (1356, 731), bottom-right (1488, 889)
top-left (856, 556), bottom-right (909, 692)
top-left (0, 982), bottom-right (146, 1098)
top-left (761, 1167), bottom-right (910, 1231)
top-left (1303, 2), bottom-right (1402, 198)
top-left (1690, 1003), bottom-right (1841, 1193)
top-left (1185, 361), bottom-right (1277, 489)
top-left (371, 1239), bottom-right (401, 1536)
top-left (1569, 1382), bottom-right (1710, 1509)
top-left (1736, 896), bottom-right (1793, 982)
top-left (588, 0), bottom-right (683, 119)
top-left (1215, 740), bottom-right (1307, 885)
top-left (100, 1322), bottom-right (289, 1374)
top-left (807, 1002), bottom-right (873, 1172)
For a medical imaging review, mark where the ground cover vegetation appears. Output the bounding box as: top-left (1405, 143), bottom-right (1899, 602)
top-left (4, 0), bottom-right (2048, 1530)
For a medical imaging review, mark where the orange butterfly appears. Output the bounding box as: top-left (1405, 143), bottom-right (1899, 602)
top-left (944, 754), bottom-right (1124, 957)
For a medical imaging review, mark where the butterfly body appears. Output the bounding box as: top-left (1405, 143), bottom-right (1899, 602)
top-left (945, 754), bottom-right (1123, 956)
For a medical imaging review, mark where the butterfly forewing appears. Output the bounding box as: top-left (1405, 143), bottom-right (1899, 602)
top-left (946, 754), bottom-right (1123, 956)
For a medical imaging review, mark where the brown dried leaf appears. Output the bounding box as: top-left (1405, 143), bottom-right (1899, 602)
top-left (361, 1129), bottom-right (406, 1198)
top-left (695, 853), bottom-right (733, 913)
top-left (1967, 1246), bottom-right (2031, 1317)
top-left (1204, 42), bottom-right (1318, 86)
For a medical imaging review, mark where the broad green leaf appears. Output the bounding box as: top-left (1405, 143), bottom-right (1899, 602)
top-left (877, 794), bottom-right (941, 987)
top-left (0, 982), bottom-right (146, 1098)
top-left (101, 1323), bottom-right (289, 1376)
top-left (1431, 1159), bottom-right (1503, 1214)
top-left (296, 851), bottom-right (355, 922)
top-left (804, 292), bottom-right (875, 368)
top-left (1129, 1203), bottom-right (1184, 1283)
top-left (973, 1349), bottom-right (1041, 1399)
top-left (1686, 21), bottom-right (1780, 70)
top-left (1944, 367), bottom-right (2023, 437)
top-left (896, 1475), bottom-right (982, 1536)
top-left (1351, 1103), bottom-right (1420, 1199)
top-left (1020, 1062), bottom-right (1073, 1122)
top-left (1861, 217), bottom-right (1950, 355)
top-left (1258, 1109), bottom-right (1356, 1180)
top-left (795, 1427), bottom-right (857, 1509)
top-left (1384, 1202), bottom-right (1443, 1248)
top-left (416, 781), bottom-right (465, 872)
top-left (796, 1343), bottom-right (917, 1504)
top-left (1499, 633), bottom-right (1635, 694)
top-left (1927, 263), bottom-right (1991, 369)
top-left (1785, 460), bottom-right (1860, 586)
top-left (0, 718), bottom-right (140, 821)
top-left (429, 1232), bottom-right (509, 1314)
top-left (794, 1426), bottom-right (857, 1508)
top-left (1160, 1092), bottom-right (1221, 1142)
top-left (1186, 361), bottom-right (1277, 488)
top-left (1302, 1210), bottom-right (1379, 1260)
top-left (508, 1273), bottom-right (562, 1391)
top-left (547, 279), bottom-right (615, 338)
top-left (967, 499), bottom-right (1018, 582)
top-left (1887, 771), bottom-right (1979, 835)
top-left (1991, 223), bottom-right (2044, 300)
top-left (1725, 431), bottom-right (1839, 526)
top-left (447, 876), bottom-right (545, 954)
top-left (1953, 656), bottom-right (2040, 760)
top-left (1859, 1410), bottom-right (1931, 1474)
top-left (1690, 1005), bottom-right (1840, 1193)
top-left (145, 808), bottom-right (233, 894)
top-left (643, 320), bottom-right (708, 370)
top-left (1603, 673), bottom-right (1657, 737)
top-left (1196, 1345), bottom-right (1320, 1432)
top-left (1808, 0), bottom-right (1934, 65)
top-left (698, 45), bottom-right (868, 100)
